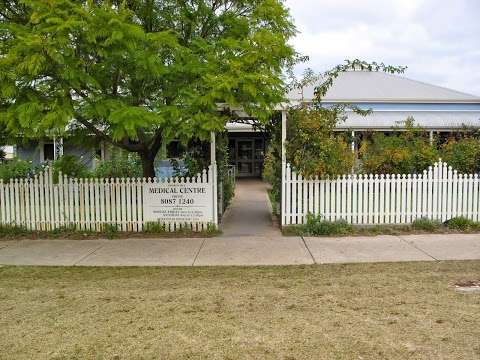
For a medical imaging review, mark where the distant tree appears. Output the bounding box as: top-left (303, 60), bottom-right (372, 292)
top-left (0, 0), bottom-right (296, 177)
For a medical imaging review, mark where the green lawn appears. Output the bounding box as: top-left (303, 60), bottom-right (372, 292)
top-left (1, 262), bottom-right (479, 359)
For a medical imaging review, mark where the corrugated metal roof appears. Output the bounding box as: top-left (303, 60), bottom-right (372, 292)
top-left (337, 110), bottom-right (480, 130)
top-left (287, 71), bottom-right (480, 103)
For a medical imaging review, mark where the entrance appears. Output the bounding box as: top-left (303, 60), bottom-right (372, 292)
top-left (228, 133), bottom-right (266, 177)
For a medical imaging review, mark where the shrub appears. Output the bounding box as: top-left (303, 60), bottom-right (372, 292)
top-left (0, 223), bottom-right (30, 237)
top-left (444, 217), bottom-right (480, 231)
top-left (286, 107), bottom-right (354, 177)
top-left (221, 173), bottom-right (235, 209)
top-left (440, 137), bottom-right (480, 173)
top-left (412, 218), bottom-right (442, 231)
top-left (102, 224), bottom-right (119, 239)
top-left (53, 155), bottom-right (91, 181)
top-left (94, 154), bottom-right (143, 178)
top-left (263, 141), bottom-right (282, 206)
top-left (0, 159), bottom-right (38, 182)
top-left (143, 222), bottom-right (166, 233)
top-left (303, 214), bottom-right (353, 236)
top-left (360, 118), bottom-right (438, 174)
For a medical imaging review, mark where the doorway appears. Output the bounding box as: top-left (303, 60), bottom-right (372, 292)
top-left (228, 133), bottom-right (266, 178)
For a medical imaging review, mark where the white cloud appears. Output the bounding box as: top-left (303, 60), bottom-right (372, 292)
top-left (285, 0), bottom-right (480, 95)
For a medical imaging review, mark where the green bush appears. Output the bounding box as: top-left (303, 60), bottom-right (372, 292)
top-left (143, 222), bottom-right (166, 233)
top-left (286, 107), bottom-right (354, 177)
top-left (444, 217), bottom-right (480, 231)
top-left (221, 173), bottom-right (235, 209)
top-left (94, 155), bottom-right (143, 178)
top-left (0, 159), bottom-right (38, 182)
top-left (0, 223), bottom-right (30, 237)
top-left (263, 141), bottom-right (282, 207)
top-left (440, 137), bottom-right (480, 173)
top-left (412, 218), bottom-right (442, 231)
top-left (303, 214), bottom-right (353, 236)
top-left (102, 224), bottom-right (119, 239)
top-left (53, 155), bottom-right (91, 181)
top-left (360, 118), bottom-right (438, 174)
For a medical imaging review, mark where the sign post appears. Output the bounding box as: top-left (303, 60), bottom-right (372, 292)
top-left (210, 131), bottom-right (218, 226)
top-left (281, 109), bottom-right (287, 226)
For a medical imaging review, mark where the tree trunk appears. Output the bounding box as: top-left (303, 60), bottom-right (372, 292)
top-left (140, 152), bottom-right (156, 178)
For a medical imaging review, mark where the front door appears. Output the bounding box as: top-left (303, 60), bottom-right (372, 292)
top-left (237, 139), bottom-right (254, 177)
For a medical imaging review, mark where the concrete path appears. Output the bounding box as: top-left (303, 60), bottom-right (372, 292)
top-left (0, 234), bottom-right (478, 266)
top-left (220, 179), bottom-right (280, 238)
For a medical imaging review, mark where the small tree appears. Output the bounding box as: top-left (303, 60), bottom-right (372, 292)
top-left (0, 0), bottom-right (296, 177)
top-left (284, 60), bottom-right (406, 177)
top-left (285, 106), bottom-right (355, 177)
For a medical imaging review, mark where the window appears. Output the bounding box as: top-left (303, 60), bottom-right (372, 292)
top-left (43, 143), bottom-right (55, 161)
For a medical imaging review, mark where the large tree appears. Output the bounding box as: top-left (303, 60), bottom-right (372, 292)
top-left (0, 0), bottom-right (296, 176)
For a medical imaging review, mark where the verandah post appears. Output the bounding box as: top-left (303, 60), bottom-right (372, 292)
top-left (281, 109), bottom-right (287, 226)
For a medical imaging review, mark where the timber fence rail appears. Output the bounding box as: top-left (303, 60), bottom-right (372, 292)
top-left (282, 160), bottom-right (480, 226)
top-left (0, 166), bottom-right (216, 232)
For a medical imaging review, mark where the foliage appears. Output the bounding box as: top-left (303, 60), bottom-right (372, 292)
top-left (281, 60), bottom-right (405, 178)
top-left (180, 141), bottom-right (210, 178)
top-left (102, 224), bottom-right (119, 239)
top-left (303, 214), bottom-right (353, 236)
top-left (94, 154), bottom-right (143, 179)
top-left (215, 133), bottom-right (235, 212)
top-left (143, 222), bottom-right (167, 233)
top-left (0, 222), bottom-right (219, 239)
top-left (359, 118), bottom-right (438, 174)
top-left (0, 223), bottom-right (30, 237)
top-left (0, 158), bottom-right (38, 181)
top-left (173, 132), bottom-right (235, 214)
top-left (52, 155), bottom-right (91, 181)
top-left (444, 217), bottom-right (480, 231)
top-left (286, 107), bottom-right (355, 177)
top-left (440, 137), bottom-right (480, 173)
top-left (143, 221), bottom-right (219, 236)
top-left (263, 113), bottom-right (282, 205)
top-left (411, 218), bottom-right (442, 232)
top-left (0, 0), bottom-right (297, 177)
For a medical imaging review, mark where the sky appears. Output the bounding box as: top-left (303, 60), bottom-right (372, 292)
top-left (285, 0), bottom-right (480, 96)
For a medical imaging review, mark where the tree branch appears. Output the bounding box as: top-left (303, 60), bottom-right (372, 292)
top-left (75, 114), bottom-right (144, 153)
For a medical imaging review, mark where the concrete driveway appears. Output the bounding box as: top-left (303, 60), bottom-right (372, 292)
top-left (0, 233), bottom-right (478, 266)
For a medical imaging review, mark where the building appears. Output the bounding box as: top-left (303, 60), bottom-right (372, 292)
top-left (12, 70), bottom-right (480, 176)
top-left (227, 70), bottom-right (480, 176)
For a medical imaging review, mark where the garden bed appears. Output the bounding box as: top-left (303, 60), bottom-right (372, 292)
top-left (282, 216), bottom-right (480, 237)
top-left (0, 224), bottom-right (220, 240)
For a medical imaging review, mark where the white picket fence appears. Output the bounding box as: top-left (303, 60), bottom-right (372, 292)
top-left (282, 160), bottom-right (480, 226)
top-left (0, 166), bottom-right (216, 232)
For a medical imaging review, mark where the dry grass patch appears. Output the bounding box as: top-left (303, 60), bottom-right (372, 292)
top-left (0, 262), bottom-right (479, 359)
